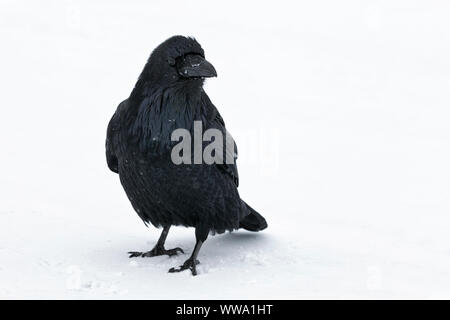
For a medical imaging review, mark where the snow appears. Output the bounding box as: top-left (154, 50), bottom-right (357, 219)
top-left (1, 0), bottom-right (450, 299)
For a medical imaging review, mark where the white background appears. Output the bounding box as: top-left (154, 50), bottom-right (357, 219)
top-left (1, 0), bottom-right (449, 299)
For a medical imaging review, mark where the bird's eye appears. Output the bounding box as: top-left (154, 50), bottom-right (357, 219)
top-left (167, 57), bottom-right (176, 66)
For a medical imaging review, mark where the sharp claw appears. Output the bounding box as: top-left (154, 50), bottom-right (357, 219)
top-left (128, 251), bottom-right (143, 258)
top-left (176, 247), bottom-right (185, 254)
top-left (167, 247), bottom-right (184, 257)
top-left (129, 247), bottom-right (184, 258)
top-left (168, 258), bottom-right (199, 276)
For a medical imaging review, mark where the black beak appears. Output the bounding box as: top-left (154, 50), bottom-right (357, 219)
top-left (177, 54), bottom-right (217, 79)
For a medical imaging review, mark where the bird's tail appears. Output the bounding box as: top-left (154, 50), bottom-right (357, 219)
top-left (239, 201), bottom-right (268, 232)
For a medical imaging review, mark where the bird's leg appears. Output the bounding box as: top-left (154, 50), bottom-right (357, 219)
top-left (128, 226), bottom-right (184, 258)
top-left (168, 226), bottom-right (208, 276)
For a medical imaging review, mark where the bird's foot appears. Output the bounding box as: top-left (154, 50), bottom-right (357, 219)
top-left (168, 258), bottom-right (200, 276)
top-left (128, 246), bottom-right (184, 258)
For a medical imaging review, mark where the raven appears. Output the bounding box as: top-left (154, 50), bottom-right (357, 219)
top-left (106, 36), bottom-right (267, 275)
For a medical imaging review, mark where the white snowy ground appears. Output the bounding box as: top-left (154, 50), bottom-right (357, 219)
top-left (1, 0), bottom-right (450, 299)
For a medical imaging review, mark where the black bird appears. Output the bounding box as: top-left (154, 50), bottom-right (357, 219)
top-left (106, 36), bottom-right (267, 275)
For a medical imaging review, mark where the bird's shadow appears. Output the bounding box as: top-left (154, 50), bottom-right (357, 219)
top-left (205, 230), bottom-right (272, 251)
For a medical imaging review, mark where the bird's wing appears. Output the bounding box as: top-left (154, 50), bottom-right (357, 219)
top-left (106, 100), bottom-right (128, 174)
top-left (202, 92), bottom-right (239, 187)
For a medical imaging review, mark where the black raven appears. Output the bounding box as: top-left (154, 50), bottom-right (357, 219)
top-left (106, 36), bottom-right (267, 275)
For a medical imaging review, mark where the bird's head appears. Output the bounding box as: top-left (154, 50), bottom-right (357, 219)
top-left (138, 36), bottom-right (217, 89)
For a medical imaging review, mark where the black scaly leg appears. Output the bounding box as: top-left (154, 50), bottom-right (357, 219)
top-left (128, 226), bottom-right (184, 258)
top-left (168, 225), bottom-right (208, 276)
